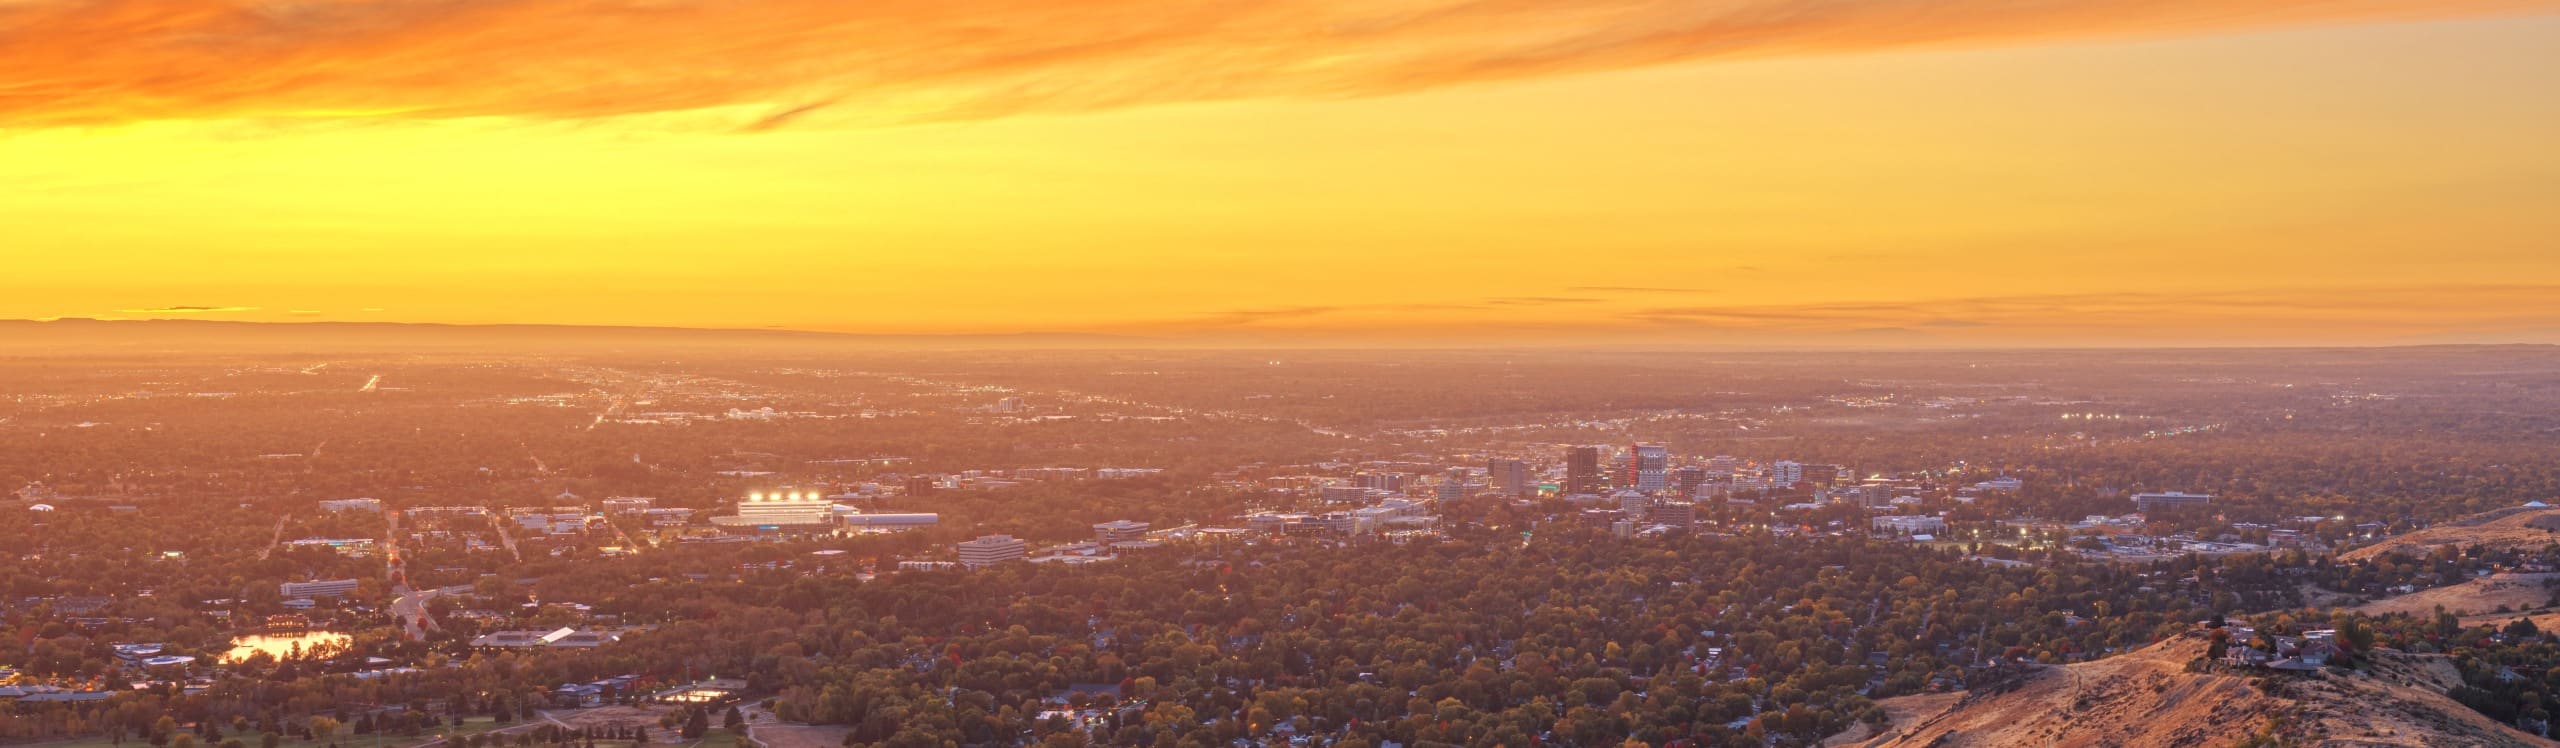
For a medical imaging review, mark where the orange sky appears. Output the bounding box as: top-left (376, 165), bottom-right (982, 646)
top-left (4, 0), bottom-right (2558, 346)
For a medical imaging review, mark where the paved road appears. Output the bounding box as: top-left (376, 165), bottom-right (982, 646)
top-left (386, 511), bottom-right (440, 641)
top-left (492, 512), bottom-right (524, 561)
top-left (391, 587), bottom-right (439, 642)
top-left (602, 514), bottom-right (653, 551)
top-left (257, 514), bottom-right (292, 560)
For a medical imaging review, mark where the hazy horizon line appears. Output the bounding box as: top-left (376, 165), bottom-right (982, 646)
top-left (7, 316), bottom-right (2557, 353)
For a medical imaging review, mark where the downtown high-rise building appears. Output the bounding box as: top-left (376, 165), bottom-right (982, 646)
top-left (1434, 467), bottom-right (1476, 501)
top-left (1674, 465), bottom-right (1709, 498)
top-left (1628, 443), bottom-right (1670, 493)
top-left (1772, 460), bottom-right (1805, 486)
top-left (1487, 458), bottom-right (1532, 498)
top-left (1565, 446), bottom-right (1606, 495)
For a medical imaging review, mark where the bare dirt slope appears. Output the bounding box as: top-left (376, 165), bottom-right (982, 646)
top-left (2343, 507), bottom-right (2560, 563)
top-left (1848, 632), bottom-right (2554, 748)
top-left (2461, 611), bottom-right (2560, 634)
top-left (1822, 692), bottom-right (1961, 746)
top-left (2355, 572), bottom-right (2560, 618)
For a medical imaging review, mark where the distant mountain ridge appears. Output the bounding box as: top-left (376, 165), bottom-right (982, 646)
top-left (0, 317), bottom-right (1141, 351)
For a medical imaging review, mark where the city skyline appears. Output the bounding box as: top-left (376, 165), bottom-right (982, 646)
top-left (11, 1), bottom-right (2560, 734)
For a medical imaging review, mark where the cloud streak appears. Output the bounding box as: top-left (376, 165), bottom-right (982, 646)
top-left (114, 305), bottom-right (259, 313)
top-left (3, 0), bottom-right (2550, 128)
top-left (1486, 296), bottom-right (1602, 306)
top-left (1569, 285), bottom-right (1714, 294)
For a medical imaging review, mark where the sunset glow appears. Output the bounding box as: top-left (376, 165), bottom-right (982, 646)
top-left (6, 0), bottom-right (2558, 346)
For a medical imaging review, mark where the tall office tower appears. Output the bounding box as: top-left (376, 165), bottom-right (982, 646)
top-left (1630, 443), bottom-right (1670, 493)
top-left (1772, 460), bottom-right (1805, 486)
top-left (1674, 465), bottom-right (1708, 497)
top-left (1487, 458), bottom-right (1531, 498)
top-left (1566, 446), bottom-right (1605, 494)
top-left (1435, 476), bottom-right (1471, 501)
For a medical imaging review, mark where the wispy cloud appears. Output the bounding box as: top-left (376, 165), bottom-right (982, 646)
top-left (1192, 306), bottom-right (1348, 327)
top-left (739, 98), bottom-right (843, 134)
top-left (2, 0), bottom-right (2546, 129)
top-left (1569, 286), bottom-right (1713, 295)
top-left (1486, 296), bottom-right (1602, 306)
top-left (114, 305), bottom-right (258, 314)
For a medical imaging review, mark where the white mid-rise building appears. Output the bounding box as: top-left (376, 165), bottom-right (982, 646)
top-left (956, 535), bottom-right (1027, 568)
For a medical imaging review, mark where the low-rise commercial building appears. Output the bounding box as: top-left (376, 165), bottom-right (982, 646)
top-left (2133, 492), bottom-right (2214, 512)
top-left (279, 579), bottom-right (360, 599)
top-left (841, 512), bottom-right (940, 530)
top-left (600, 497), bottom-right (656, 514)
top-left (1093, 520), bottom-right (1151, 544)
top-left (1872, 515), bottom-right (1948, 535)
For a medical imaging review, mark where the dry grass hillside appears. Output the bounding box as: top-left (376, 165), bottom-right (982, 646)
top-left (1821, 692), bottom-right (1962, 747)
top-left (2342, 507), bottom-right (2560, 563)
top-left (1843, 631), bottom-right (2554, 748)
top-left (2354, 572), bottom-right (2560, 618)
